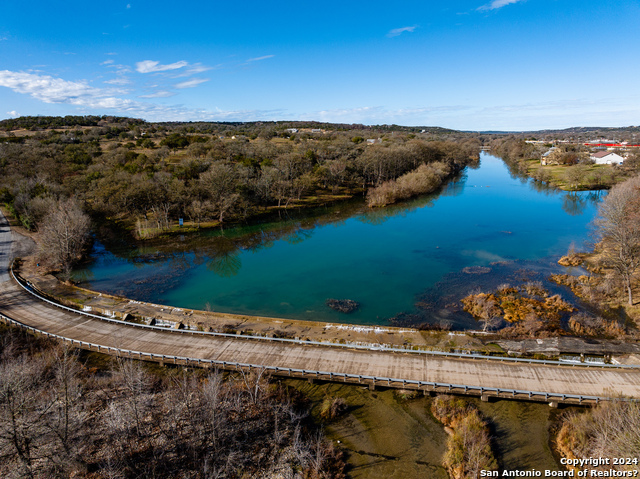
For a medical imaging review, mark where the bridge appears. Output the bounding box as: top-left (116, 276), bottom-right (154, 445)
top-left (1, 213), bottom-right (640, 405)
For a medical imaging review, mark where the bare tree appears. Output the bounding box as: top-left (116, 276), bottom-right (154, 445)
top-left (113, 357), bottom-right (153, 438)
top-left (594, 175), bottom-right (640, 304)
top-left (37, 198), bottom-right (90, 278)
top-left (199, 162), bottom-right (240, 222)
top-left (43, 347), bottom-right (85, 469)
top-left (0, 353), bottom-right (54, 478)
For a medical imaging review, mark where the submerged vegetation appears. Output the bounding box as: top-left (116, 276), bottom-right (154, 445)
top-left (461, 282), bottom-right (575, 336)
top-left (325, 299), bottom-right (360, 314)
top-left (4, 119), bottom-right (640, 476)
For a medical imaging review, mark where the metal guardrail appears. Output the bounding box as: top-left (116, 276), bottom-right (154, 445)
top-left (0, 309), bottom-right (611, 404)
top-left (9, 261), bottom-right (640, 370)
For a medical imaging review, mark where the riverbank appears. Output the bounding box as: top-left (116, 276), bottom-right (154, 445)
top-left (552, 249), bottom-right (640, 331)
top-left (11, 252), bottom-right (640, 364)
top-left (4, 212), bottom-right (639, 477)
top-left (7, 192), bottom-right (640, 363)
top-left (15, 254), bottom-right (491, 352)
top-left (524, 160), bottom-right (628, 191)
top-left (124, 187), bottom-right (362, 241)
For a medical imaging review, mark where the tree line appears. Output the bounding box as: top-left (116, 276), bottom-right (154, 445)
top-left (0, 119), bottom-right (480, 272)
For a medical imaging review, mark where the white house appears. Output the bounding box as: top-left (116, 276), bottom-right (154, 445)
top-left (590, 151), bottom-right (624, 165)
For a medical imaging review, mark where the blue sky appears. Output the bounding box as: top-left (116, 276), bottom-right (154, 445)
top-left (1, 0), bottom-right (639, 131)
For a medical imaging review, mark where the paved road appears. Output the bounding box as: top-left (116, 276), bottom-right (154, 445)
top-left (1, 212), bottom-right (639, 401)
top-left (2, 279), bottom-right (640, 400)
top-left (0, 211), bottom-right (11, 283)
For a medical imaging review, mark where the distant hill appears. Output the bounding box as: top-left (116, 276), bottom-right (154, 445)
top-left (492, 126), bottom-right (640, 141)
top-left (2, 116), bottom-right (638, 141)
top-left (0, 115), bottom-right (147, 131)
top-left (0, 116), bottom-right (458, 135)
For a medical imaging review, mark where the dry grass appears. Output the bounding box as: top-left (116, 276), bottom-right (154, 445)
top-left (556, 400), bottom-right (640, 473)
top-left (431, 395), bottom-right (497, 479)
top-left (367, 161), bottom-right (453, 207)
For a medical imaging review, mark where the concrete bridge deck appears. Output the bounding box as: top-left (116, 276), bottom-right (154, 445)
top-left (2, 278), bottom-right (640, 405)
top-left (2, 211), bottom-right (640, 405)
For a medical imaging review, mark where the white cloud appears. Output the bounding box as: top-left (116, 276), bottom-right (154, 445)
top-left (101, 59), bottom-right (114, 65)
top-left (126, 3), bottom-right (131, 8)
top-left (478, 0), bottom-right (524, 11)
top-left (174, 78), bottom-right (209, 89)
top-left (246, 55), bottom-right (275, 62)
top-left (139, 91), bottom-right (176, 98)
top-left (387, 26), bottom-right (417, 38)
top-left (169, 63), bottom-right (213, 78)
top-left (0, 69), bottom-right (282, 122)
top-left (0, 70), bottom-right (131, 109)
top-left (135, 60), bottom-right (188, 73)
top-left (106, 63), bottom-right (132, 74)
top-left (104, 76), bottom-right (132, 85)
top-left (187, 64), bottom-right (212, 74)
top-left (6, 110), bottom-right (18, 117)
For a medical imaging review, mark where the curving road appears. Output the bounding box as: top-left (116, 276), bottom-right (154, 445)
top-left (0, 211), bottom-right (12, 283)
top-left (1, 212), bottom-right (640, 403)
top-left (2, 278), bottom-right (640, 402)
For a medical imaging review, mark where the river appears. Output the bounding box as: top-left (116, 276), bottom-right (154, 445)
top-left (73, 153), bottom-right (602, 327)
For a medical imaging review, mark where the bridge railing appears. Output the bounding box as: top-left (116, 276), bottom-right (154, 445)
top-left (0, 308), bottom-right (616, 405)
top-left (9, 260), bottom-right (640, 370)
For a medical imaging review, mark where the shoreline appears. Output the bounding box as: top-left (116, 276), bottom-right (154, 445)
top-left (12, 253), bottom-right (640, 363)
top-left (5, 200), bottom-right (640, 363)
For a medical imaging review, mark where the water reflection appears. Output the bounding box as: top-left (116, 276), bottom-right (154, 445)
top-left (562, 193), bottom-right (587, 216)
top-left (284, 228), bottom-right (314, 244)
top-left (529, 178), bottom-right (559, 195)
top-left (207, 252), bottom-right (242, 278)
top-left (356, 173), bottom-right (466, 225)
top-left (74, 154), bottom-right (605, 326)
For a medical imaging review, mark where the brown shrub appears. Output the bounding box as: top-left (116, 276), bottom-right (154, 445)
top-left (367, 162), bottom-right (452, 207)
top-left (431, 396), bottom-right (497, 479)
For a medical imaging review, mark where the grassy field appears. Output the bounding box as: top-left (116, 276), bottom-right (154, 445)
top-left (524, 160), bottom-right (636, 191)
top-left (525, 160), bottom-right (631, 191)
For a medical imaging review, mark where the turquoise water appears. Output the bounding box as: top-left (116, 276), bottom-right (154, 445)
top-left (74, 154), bottom-right (602, 326)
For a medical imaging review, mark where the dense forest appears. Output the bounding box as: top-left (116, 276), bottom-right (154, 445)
top-left (0, 116), bottom-right (480, 272)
